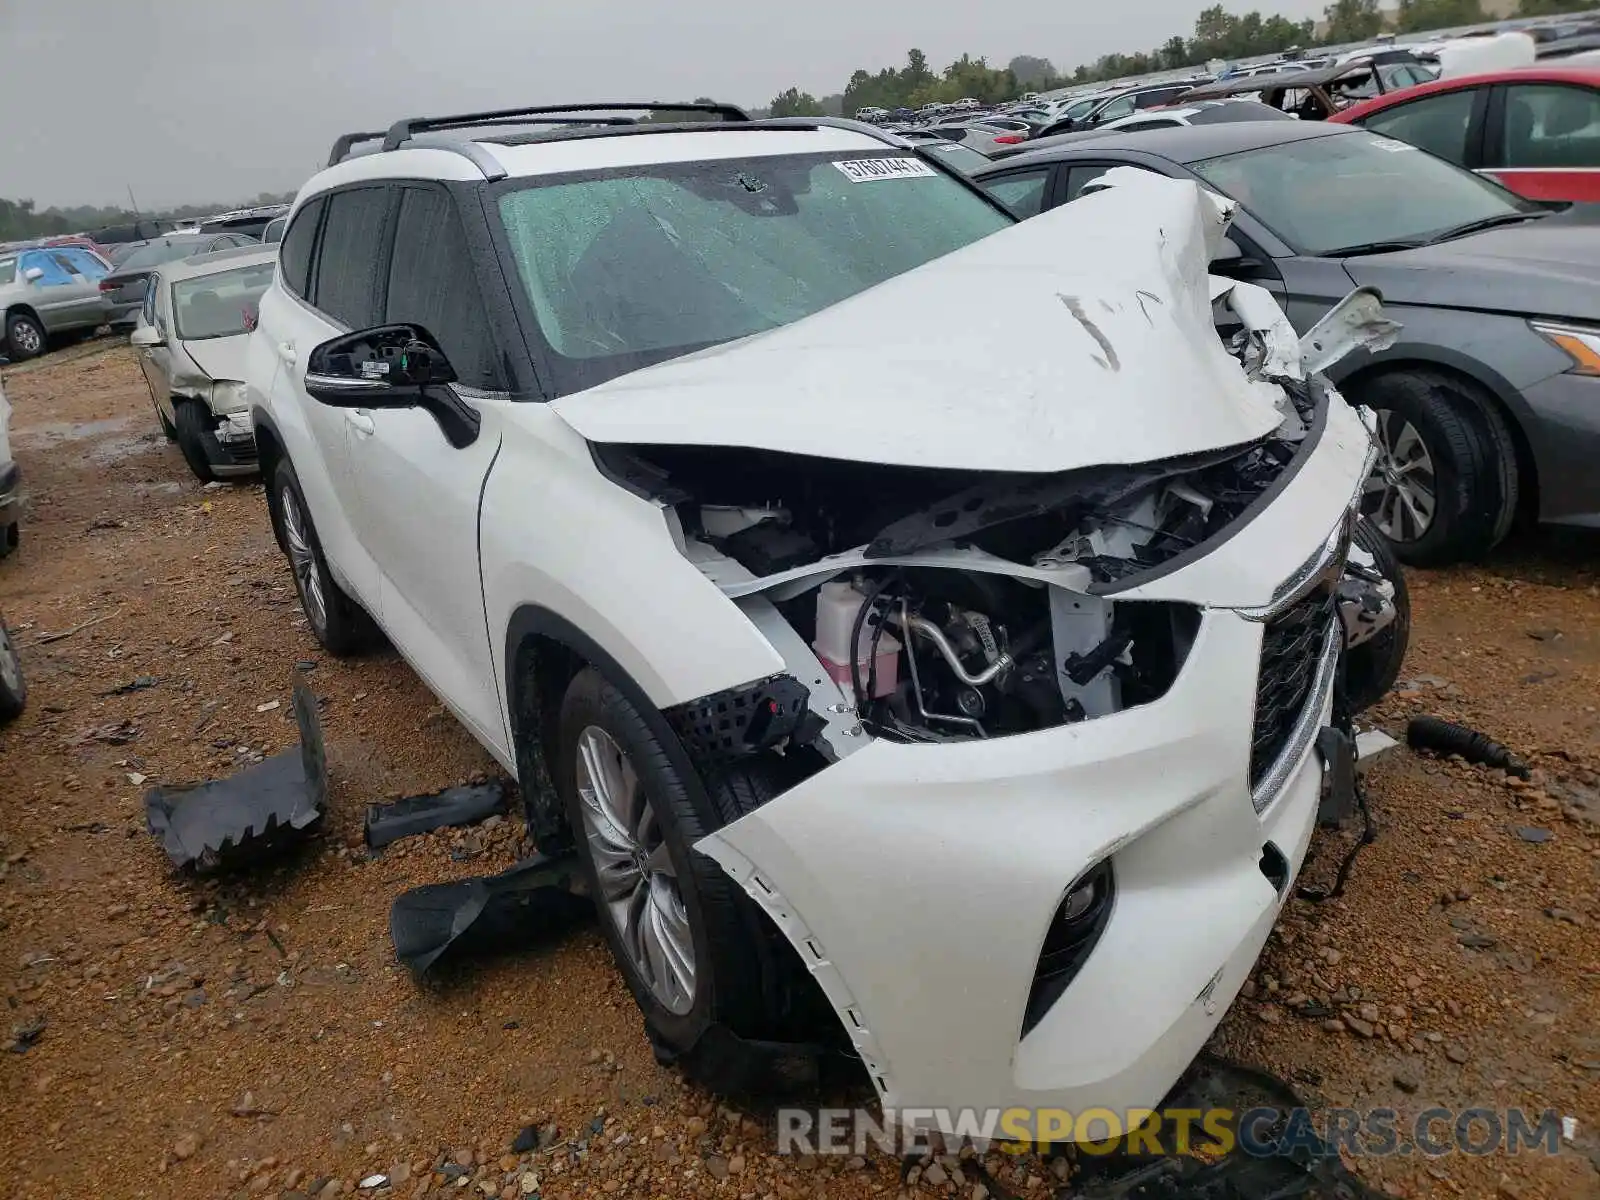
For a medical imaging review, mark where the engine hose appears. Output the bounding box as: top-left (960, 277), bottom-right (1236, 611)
top-left (1406, 716), bottom-right (1531, 779)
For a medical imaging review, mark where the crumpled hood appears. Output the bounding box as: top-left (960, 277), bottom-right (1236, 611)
top-left (1343, 206), bottom-right (1600, 324)
top-left (180, 334), bottom-right (251, 389)
top-left (552, 173), bottom-right (1284, 473)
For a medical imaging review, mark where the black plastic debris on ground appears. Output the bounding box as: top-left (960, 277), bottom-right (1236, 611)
top-left (1406, 716), bottom-right (1531, 778)
top-left (364, 781), bottom-right (509, 849)
top-left (144, 674), bottom-right (327, 873)
top-left (1061, 1055), bottom-right (1381, 1199)
top-left (389, 851), bottom-right (590, 975)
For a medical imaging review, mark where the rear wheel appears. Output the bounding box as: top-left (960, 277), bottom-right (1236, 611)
top-left (173, 401), bottom-right (217, 482)
top-left (1357, 371), bottom-right (1511, 566)
top-left (0, 619), bottom-right (26, 723)
top-left (271, 460), bottom-right (380, 656)
top-left (4, 313), bottom-right (45, 362)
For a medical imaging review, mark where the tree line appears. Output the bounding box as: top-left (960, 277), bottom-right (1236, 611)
top-left (768, 0), bottom-right (1598, 116)
top-left (0, 192), bottom-right (297, 244)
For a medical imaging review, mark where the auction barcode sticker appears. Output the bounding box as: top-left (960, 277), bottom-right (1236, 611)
top-left (833, 157), bottom-right (937, 183)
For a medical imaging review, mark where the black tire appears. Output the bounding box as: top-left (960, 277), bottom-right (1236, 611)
top-left (173, 401), bottom-right (217, 482)
top-left (270, 459), bottom-right (380, 656)
top-left (1356, 371), bottom-right (1510, 566)
top-left (0, 619), bottom-right (26, 723)
top-left (1343, 517), bottom-right (1410, 716)
top-left (555, 668), bottom-right (785, 1067)
top-left (4, 312), bottom-right (45, 362)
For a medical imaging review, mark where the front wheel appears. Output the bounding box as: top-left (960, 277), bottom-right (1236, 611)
top-left (173, 401), bottom-right (217, 482)
top-left (1343, 517), bottom-right (1410, 715)
top-left (0, 619), bottom-right (26, 723)
top-left (269, 460), bottom-right (380, 656)
top-left (1357, 372), bottom-right (1512, 566)
top-left (555, 668), bottom-right (784, 1064)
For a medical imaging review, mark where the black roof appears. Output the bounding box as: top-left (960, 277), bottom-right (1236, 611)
top-left (974, 119), bottom-right (1353, 173)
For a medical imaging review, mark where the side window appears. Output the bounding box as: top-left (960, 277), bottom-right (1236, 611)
top-left (978, 169), bottom-right (1052, 218)
top-left (277, 196), bottom-right (326, 301)
top-left (1063, 163), bottom-right (1159, 203)
top-left (310, 187), bottom-right (393, 328)
top-left (1360, 88), bottom-right (1476, 166)
top-left (19, 251), bottom-right (65, 284)
top-left (1114, 118), bottom-right (1178, 132)
top-left (385, 187), bottom-right (498, 390)
top-left (1498, 84), bottom-right (1600, 169)
top-left (1094, 95), bottom-right (1138, 124)
top-left (49, 252), bottom-right (84, 276)
top-left (61, 248), bottom-right (108, 280)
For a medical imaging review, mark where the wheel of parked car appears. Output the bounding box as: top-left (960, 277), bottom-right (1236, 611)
top-left (0, 618), bottom-right (26, 723)
top-left (1357, 371), bottom-right (1513, 566)
top-left (4, 313), bottom-right (45, 362)
top-left (1342, 517), bottom-right (1410, 716)
top-left (269, 460), bottom-right (381, 656)
top-left (555, 667), bottom-right (802, 1073)
top-left (173, 401), bottom-right (218, 483)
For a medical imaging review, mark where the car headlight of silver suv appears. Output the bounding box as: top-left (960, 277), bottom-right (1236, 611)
top-left (1530, 319), bottom-right (1600, 378)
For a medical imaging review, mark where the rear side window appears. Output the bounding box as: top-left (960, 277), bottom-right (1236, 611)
top-left (980, 169), bottom-right (1052, 217)
top-left (278, 197), bottom-right (326, 301)
top-left (311, 188), bottom-right (393, 328)
top-left (385, 187), bottom-right (498, 390)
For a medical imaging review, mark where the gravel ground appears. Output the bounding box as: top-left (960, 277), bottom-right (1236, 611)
top-left (0, 341), bottom-right (1596, 1200)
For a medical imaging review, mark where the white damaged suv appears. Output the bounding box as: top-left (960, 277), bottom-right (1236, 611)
top-left (246, 105), bottom-right (1407, 1133)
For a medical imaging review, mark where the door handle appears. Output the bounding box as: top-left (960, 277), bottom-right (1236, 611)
top-left (346, 411), bottom-right (376, 436)
top-left (276, 341), bottom-right (297, 366)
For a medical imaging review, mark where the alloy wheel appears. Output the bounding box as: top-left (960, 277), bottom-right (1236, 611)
top-left (574, 725), bottom-right (696, 1015)
top-left (279, 486), bottom-right (328, 634)
top-left (10, 321), bottom-right (42, 357)
top-left (1363, 409), bottom-right (1437, 544)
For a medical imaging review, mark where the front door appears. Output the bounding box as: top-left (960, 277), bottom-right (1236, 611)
top-left (341, 184), bottom-right (512, 759)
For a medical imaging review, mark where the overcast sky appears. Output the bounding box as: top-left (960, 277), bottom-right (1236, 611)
top-left (1, 0), bottom-right (1330, 210)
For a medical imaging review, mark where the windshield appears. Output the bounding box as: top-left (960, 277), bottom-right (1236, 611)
top-left (496, 151), bottom-right (1010, 394)
top-left (118, 239), bottom-right (204, 272)
top-left (1191, 131), bottom-right (1539, 255)
top-left (1062, 97), bottom-right (1100, 120)
top-left (172, 262), bottom-right (275, 340)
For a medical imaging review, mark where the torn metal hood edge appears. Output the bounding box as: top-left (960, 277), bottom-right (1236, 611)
top-left (553, 173), bottom-right (1288, 475)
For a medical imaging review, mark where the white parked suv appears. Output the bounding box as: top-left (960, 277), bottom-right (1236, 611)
top-left (246, 103), bottom-right (1408, 1135)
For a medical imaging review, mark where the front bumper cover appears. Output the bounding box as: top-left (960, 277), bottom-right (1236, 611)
top-left (693, 394), bottom-right (1374, 1133)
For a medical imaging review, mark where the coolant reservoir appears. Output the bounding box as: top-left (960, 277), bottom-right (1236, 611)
top-left (814, 581), bottom-right (900, 699)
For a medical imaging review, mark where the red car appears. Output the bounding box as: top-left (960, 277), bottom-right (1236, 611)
top-left (1330, 66), bottom-right (1600, 202)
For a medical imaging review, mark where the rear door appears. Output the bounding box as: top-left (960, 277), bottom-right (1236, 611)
top-left (259, 190), bottom-right (389, 610)
top-left (1483, 81), bottom-right (1600, 201)
top-left (341, 183), bottom-right (511, 758)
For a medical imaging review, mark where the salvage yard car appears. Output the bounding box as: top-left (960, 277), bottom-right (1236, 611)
top-left (1, 246), bottom-right (113, 361)
top-left (246, 103), bottom-right (1406, 1135)
top-left (1330, 64), bottom-right (1600, 202)
top-left (0, 372), bottom-right (16, 556)
top-left (132, 246), bottom-right (274, 481)
top-left (974, 120), bottom-right (1600, 565)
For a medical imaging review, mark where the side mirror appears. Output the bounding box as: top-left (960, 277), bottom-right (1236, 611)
top-left (22, 267), bottom-right (44, 283)
top-left (129, 324), bottom-right (162, 348)
top-left (1211, 234), bottom-right (1268, 276)
top-left (304, 324), bottom-right (479, 448)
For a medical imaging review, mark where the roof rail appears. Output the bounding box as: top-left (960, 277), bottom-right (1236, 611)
top-left (327, 130), bottom-right (387, 167)
top-left (381, 101), bottom-right (751, 152)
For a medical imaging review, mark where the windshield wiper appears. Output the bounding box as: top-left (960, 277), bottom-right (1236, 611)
top-left (1320, 239), bottom-right (1425, 258)
top-left (1424, 211), bottom-right (1547, 244)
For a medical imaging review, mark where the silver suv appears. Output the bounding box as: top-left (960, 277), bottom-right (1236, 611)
top-left (1, 245), bottom-right (113, 360)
